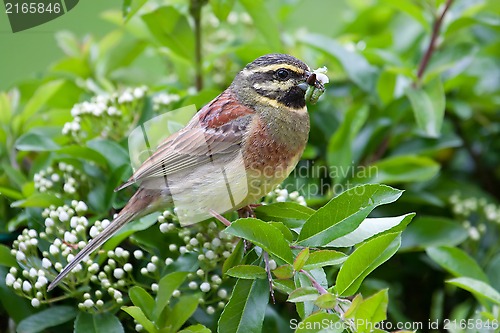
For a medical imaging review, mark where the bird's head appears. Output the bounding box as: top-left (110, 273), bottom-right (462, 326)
top-left (230, 53), bottom-right (325, 111)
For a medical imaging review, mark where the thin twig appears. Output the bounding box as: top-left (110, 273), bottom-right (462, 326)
top-left (300, 269), bottom-right (327, 295)
top-left (416, 0), bottom-right (454, 84)
top-left (189, 0), bottom-right (205, 91)
top-left (263, 252), bottom-right (275, 303)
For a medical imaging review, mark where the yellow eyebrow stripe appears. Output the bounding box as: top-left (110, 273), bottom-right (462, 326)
top-left (243, 64), bottom-right (306, 76)
top-left (254, 94), bottom-right (307, 112)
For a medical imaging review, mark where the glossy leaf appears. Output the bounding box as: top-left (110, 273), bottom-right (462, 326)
top-left (294, 312), bottom-right (342, 333)
top-left (129, 286), bottom-right (155, 320)
top-left (314, 293), bottom-right (337, 309)
top-left (74, 312), bottom-right (124, 333)
top-left (255, 202), bottom-right (314, 229)
top-left (226, 265), bottom-right (267, 279)
top-left (211, 0), bottom-right (236, 21)
top-left (122, 306), bottom-right (157, 333)
top-left (406, 78), bottom-right (445, 138)
top-left (141, 6), bottom-right (194, 60)
top-left (218, 278), bottom-right (269, 333)
top-left (300, 33), bottom-right (378, 92)
top-left (427, 246), bottom-right (489, 282)
top-left (354, 155), bottom-right (440, 184)
top-left (447, 277), bottom-right (500, 305)
top-left (225, 218), bottom-right (294, 264)
top-left (17, 306), bottom-right (77, 333)
top-left (297, 184), bottom-right (403, 246)
top-left (328, 213), bottom-right (415, 247)
top-left (401, 217), bottom-right (468, 250)
top-left (179, 324), bottom-right (211, 333)
top-left (336, 233), bottom-right (401, 296)
top-left (153, 271), bottom-right (189, 320)
top-left (302, 250), bottom-right (347, 270)
top-left (287, 287), bottom-right (320, 303)
top-left (352, 289), bottom-right (389, 333)
top-left (223, 239), bottom-right (245, 274)
top-left (293, 248), bottom-right (310, 272)
top-left (273, 265), bottom-right (294, 280)
top-left (166, 294), bottom-right (200, 332)
top-left (0, 244), bottom-right (17, 267)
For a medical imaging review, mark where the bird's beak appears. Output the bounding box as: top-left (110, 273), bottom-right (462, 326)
top-left (298, 71), bottom-right (325, 92)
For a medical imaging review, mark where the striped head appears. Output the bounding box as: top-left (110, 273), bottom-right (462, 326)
top-left (231, 54), bottom-right (322, 111)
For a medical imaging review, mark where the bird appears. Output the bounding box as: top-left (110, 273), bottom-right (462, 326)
top-left (47, 53), bottom-right (326, 291)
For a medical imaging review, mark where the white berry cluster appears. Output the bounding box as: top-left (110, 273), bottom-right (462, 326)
top-left (151, 92), bottom-right (180, 111)
top-left (449, 193), bottom-right (500, 241)
top-left (62, 86), bottom-right (148, 141)
top-left (34, 162), bottom-right (86, 195)
top-left (264, 186), bottom-right (307, 206)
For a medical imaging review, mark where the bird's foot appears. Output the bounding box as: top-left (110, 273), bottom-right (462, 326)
top-left (237, 204), bottom-right (259, 218)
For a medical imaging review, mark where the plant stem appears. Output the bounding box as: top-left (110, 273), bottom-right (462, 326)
top-left (416, 0), bottom-right (454, 84)
top-left (189, 0), bottom-right (205, 91)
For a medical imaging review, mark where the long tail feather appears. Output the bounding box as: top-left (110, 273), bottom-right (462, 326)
top-left (47, 210), bottom-right (135, 291)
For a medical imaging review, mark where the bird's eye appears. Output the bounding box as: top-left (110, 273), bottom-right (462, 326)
top-left (276, 68), bottom-right (289, 80)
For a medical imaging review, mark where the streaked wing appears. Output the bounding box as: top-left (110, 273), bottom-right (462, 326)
top-left (116, 90), bottom-right (254, 190)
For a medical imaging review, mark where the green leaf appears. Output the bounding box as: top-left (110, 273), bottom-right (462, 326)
top-left (153, 271), bottom-right (189, 320)
top-left (129, 286), bottom-right (156, 320)
top-left (17, 306), bottom-right (77, 333)
top-left (179, 324), bottom-right (211, 333)
top-left (57, 146), bottom-right (109, 166)
top-left (294, 312), bottom-right (342, 333)
top-left (354, 156), bottom-right (440, 184)
top-left (327, 105), bottom-right (369, 184)
top-left (11, 193), bottom-right (64, 208)
top-left (353, 289), bottom-right (389, 333)
top-left (382, 0), bottom-right (430, 30)
top-left (269, 222), bottom-right (294, 242)
top-left (405, 78), bottom-right (445, 138)
top-left (0, 244), bottom-right (17, 267)
top-left (302, 250), bottom-right (347, 270)
top-left (293, 248), bottom-right (310, 272)
top-left (336, 233), bottom-right (401, 296)
top-left (314, 293), bottom-right (337, 309)
top-left (87, 138), bottom-right (129, 171)
top-left (447, 277), bottom-right (500, 305)
top-left (166, 294), bottom-right (200, 332)
top-left (123, 0), bottom-right (147, 22)
top-left (122, 306), bottom-right (158, 333)
top-left (19, 80), bottom-right (64, 122)
top-left (287, 287), bottom-right (320, 303)
top-left (226, 265), bottom-right (267, 279)
top-left (255, 202), bottom-right (315, 229)
top-left (273, 265), bottom-right (294, 280)
top-left (141, 6), bottom-right (195, 61)
top-left (239, 0), bottom-right (282, 50)
top-left (0, 186), bottom-right (23, 200)
top-left (377, 69), bottom-right (397, 105)
top-left (15, 131), bottom-right (60, 151)
top-left (297, 184), bottom-right (403, 246)
top-left (427, 246), bottom-right (489, 282)
top-left (299, 33), bottom-right (378, 92)
top-left (218, 278), bottom-right (269, 333)
top-left (211, 0), bottom-right (236, 21)
top-left (225, 218), bottom-right (294, 264)
top-left (223, 239), bottom-right (245, 274)
top-left (328, 213), bottom-right (415, 247)
top-left (74, 312), bottom-right (124, 333)
top-left (401, 217), bottom-right (468, 250)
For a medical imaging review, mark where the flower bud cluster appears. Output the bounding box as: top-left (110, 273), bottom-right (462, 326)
top-left (62, 86), bottom-right (148, 141)
top-left (34, 162), bottom-right (86, 195)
